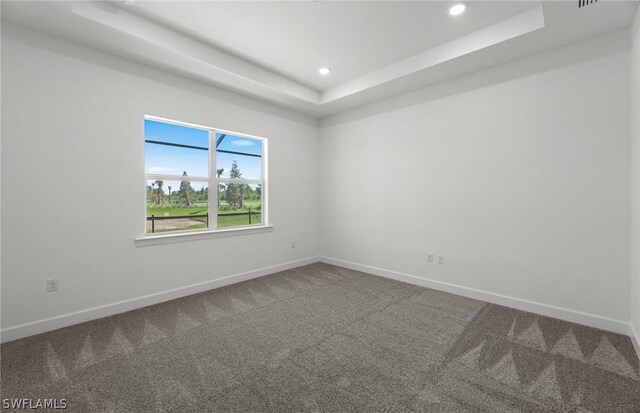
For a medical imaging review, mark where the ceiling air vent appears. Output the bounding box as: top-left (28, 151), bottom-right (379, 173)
top-left (578, 0), bottom-right (597, 8)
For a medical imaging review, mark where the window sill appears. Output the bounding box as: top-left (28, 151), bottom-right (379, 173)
top-left (135, 225), bottom-right (274, 247)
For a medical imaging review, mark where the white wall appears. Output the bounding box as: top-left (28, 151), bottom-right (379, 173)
top-left (2, 22), bottom-right (638, 343)
top-left (320, 30), bottom-right (631, 333)
top-left (631, 7), bottom-right (640, 347)
top-left (0, 23), bottom-right (320, 340)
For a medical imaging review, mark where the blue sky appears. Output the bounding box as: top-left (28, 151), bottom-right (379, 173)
top-left (145, 119), bottom-right (262, 187)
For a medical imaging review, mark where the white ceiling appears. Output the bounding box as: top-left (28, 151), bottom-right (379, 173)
top-left (122, 1), bottom-right (540, 90)
top-left (1, 1), bottom-right (638, 118)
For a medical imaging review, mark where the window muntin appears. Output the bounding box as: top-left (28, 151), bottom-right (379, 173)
top-left (144, 117), bottom-right (266, 235)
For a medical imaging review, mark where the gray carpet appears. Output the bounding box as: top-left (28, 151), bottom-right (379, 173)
top-left (1, 263), bottom-right (639, 412)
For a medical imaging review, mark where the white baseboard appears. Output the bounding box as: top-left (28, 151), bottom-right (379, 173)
top-left (630, 323), bottom-right (640, 363)
top-left (4, 255), bottom-right (635, 348)
top-left (319, 256), bottom-right (630, 335)
top-left (0, 256), bottom-right (319, 343)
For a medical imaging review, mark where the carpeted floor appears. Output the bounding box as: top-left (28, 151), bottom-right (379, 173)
top-left (1, 263), bottom-right (639, 412)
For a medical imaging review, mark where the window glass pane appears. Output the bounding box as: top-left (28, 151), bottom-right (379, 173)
top-left (145, 119), bottom-right (209, 177)
top-left (145, 143), bottom-right (209, 177)
top-left (217, 183), bottom-right (262, 228)
top-left (146, 180), bottom-right (209, 234)
top-left (215, 133), bottom-right (262, 180)
top-left (145, 119), bottom-right (209, 148)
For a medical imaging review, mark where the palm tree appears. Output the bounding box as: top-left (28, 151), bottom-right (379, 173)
top-left (155, 180), bottom-right (164, 204)
top-left (216, 169), bottom-right (225, 203)
top-left (167, 185), bottom-right (172, 204)
top-left (179, 171), bottom-right (192, 206)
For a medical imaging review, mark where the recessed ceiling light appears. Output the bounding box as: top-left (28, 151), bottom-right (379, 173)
top-left (318, 67), bottom-right (332, 76)
top-left (449, 3), bottom-right (467, 16)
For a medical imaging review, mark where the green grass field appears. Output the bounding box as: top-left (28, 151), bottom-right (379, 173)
top-left (217, 212), bottom-right (262, 227)
top-left (146, 202), bottom-right (262, 233)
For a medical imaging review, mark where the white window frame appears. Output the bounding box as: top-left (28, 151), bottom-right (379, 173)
top-left (141, 115), bottom-right (269, 240)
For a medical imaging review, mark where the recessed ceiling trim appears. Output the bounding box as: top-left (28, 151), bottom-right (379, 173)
top-left (71, 1), bottom-right (321, 106)
top-left (2, 1), bottom-right (636, 118)
top-left (71, 1), bottom-right (544, 110)
top-left (321, 5), bottom-right (546, 105)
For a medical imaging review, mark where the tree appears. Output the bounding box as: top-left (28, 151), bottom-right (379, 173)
top-left (216, 168), bottom-right (226, 204)
top-left (147, 184), bottom-right (155, 204)
top-left (179, 171), bottom-right (193, 206)
top-left (225, 161), bottom-right (244, 209)
top-left (155, 180), bottom-right (164, 204)
top-left (256, 184), bottom-right (262, 200)
top-left (229, 161), bottom-right (241, 180)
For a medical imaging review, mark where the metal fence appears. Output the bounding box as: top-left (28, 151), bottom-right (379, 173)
top-left (147, 210), bottom-right (260, 233)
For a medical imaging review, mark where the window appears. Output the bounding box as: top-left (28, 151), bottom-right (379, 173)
top-left (144, 116), bottom-right (266, 235)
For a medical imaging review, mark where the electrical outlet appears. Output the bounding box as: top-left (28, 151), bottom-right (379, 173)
top-left (438, 255), bottom-right (444, 265)
top-left (427, 253), bottom-right (434, 263)
top-left (47, 278), bottom-right (59, 292)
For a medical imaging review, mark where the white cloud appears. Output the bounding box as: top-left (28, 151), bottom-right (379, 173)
top-left (230, 139), bottom-right (255, 147)
top-left (148, 166), bottom-right (176, 173)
